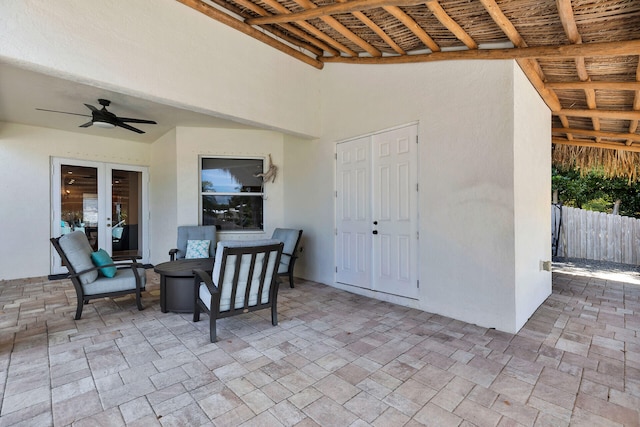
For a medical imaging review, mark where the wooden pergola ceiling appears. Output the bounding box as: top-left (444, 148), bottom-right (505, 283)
top-left (178, 0), bottom-right (640, 153)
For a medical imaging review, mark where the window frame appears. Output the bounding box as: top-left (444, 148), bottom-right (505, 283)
top-left (199, 155), bottom-right (265, 233)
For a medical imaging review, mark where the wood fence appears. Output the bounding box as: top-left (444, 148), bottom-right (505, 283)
top-left (552, 205), bottom-right (640, 265)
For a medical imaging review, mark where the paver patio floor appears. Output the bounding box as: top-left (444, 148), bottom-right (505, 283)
top-left (1, 264), bottom-right (639, 426)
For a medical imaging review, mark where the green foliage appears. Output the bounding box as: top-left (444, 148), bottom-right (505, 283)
top-left (552, 167), bottom-right (640, 218)
top-left (582, 197), bottom-right (610, 213)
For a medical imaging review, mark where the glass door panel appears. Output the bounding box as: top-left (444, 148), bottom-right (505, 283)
top-left (60, 165), bottom-right (100, 250)
top-left (111, 169), bottom-right (142, 258)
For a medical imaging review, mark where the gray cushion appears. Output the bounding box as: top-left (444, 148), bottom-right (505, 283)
top-left (176, 226), bottom-right (217, 259)
top-left (201, 239), bottom-right (280, 311)
top-left (58, 231), bottom-right (98, 285)
top-left (82, 267), bottom-right (146, 295)
top-left (272, 228), bottom-right (301, 273)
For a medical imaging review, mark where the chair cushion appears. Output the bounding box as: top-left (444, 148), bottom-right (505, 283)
top-left (58, 231), bottom-right (98, 285)
top-left (82, 267), bottom-right (146, 295)
top-left (176, 226), bottom-right (217, 259)
top-left (272, 229), bottom-right (300, 254)
top-left (277, 260), bottom-right (289, 274)
top-left (91, 249), bottom-right (117, 278)
top-left (199, 279), bottom-right (265, 312)
top-left (185, 240), bottom-right (211, 259)
top-left (272, 229), bottom-right (301, 273)
top-left (212, 239), bottom-right (281, 312)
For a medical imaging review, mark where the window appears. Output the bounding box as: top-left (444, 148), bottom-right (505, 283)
top-left (201, 157), bottom-right (264, 231)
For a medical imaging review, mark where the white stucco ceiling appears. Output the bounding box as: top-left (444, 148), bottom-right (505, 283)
top-left (0, 62), bottom-right (256, 143)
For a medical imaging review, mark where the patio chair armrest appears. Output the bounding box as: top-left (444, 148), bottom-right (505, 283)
top-left (70, 264), bottom-right (106, 277)
top-left (169, 248), bottom-right (178, 261)
top-left (112, 255), bottom-right (142, 262)
top-left (75, 262), bottom-right (145, 283)
top-left (71, 258), bottom-right (144, 278)
top-left (118, 262), bottom-right (145, 270)
top-left (193, 269), bottom-right (219, 295)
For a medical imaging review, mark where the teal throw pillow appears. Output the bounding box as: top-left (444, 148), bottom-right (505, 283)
top-left (91, 249), bottom-right (117, 278)
top-left (185, 240), bottom-right (210, 259)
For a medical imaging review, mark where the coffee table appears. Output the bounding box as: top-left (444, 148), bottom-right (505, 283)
top-left (154, 258), bottom-right (214, 313)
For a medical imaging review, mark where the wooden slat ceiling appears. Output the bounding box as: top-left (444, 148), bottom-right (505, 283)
top-left (178, 0), bottom-right (640, 153)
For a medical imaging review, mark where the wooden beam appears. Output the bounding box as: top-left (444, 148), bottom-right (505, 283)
top-left (628, 60), bottom-right (640, 145)
top-left (336, 0), bottom-right (406, 55)
top-left (320, 40), bottom-right (640, 64)
top-left (556, 109), bottom-right (640, 120)
top-left (517, 59), bottom-right (562, 112)
top-left (229, 0), bottom-right (331, 56)
top-left (353, 10), bottom-right (406, 55)
top-left (260, 0), bottom-right (358, 56)
top-left (426, 0), bottom-right (477, 49)
top-left (290, 0), bottom-right (382, 57)
top-left (384, 6), bottom-right (441, 52)
top-left (246, 0), bottom-right (424, 25)
top-left (552, 128), bottom-right (640, 142)
top-left (556, 0), bottom-right (601, 140)
top-left (175, 0), bottom-right (323, 69)
top-left (558, 115), bottom-right (574, 141)
top-left (207, 0), bottom-right (323, 56)
top-left (546, 81), bottom-right (640, 91)
top-left (479, 0), bottom-right (551, 107)
top-left (556, 0), bottom-right (581, 45)
top-left (478, 0), bottom-right (526, 48)
top-left (553, 137), bottom-right (640, 153)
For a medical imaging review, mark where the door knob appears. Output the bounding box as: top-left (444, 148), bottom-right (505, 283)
top-left (372, 230), bottom-right (378, 235)
top-left (373, 221), bottom-right (378, 225)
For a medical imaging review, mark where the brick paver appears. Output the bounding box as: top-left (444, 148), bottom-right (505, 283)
top-left (1, 266), bottom-right (639, 425)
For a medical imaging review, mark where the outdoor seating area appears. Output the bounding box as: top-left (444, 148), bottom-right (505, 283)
top-left (1, 266), bottom-right (639, 425)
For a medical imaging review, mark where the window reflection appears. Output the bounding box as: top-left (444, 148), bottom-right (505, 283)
top-left (60, 165), bottom-right (99, 250)
top-left (201, 158), bottom-right (264, 231)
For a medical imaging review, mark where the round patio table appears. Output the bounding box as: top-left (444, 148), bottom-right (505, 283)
top-left (154, 258), bottom-right (214, 313)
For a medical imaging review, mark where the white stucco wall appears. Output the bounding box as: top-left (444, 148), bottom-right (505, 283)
top-left (0, 0), bottom-right (321, 138)
top-left (149, 129), bottom-right (178, 264)
top-left (0, 122), bottom-right (149, 280)
top-left (282, 134), bottom-right (317, 266)
top-left (145, 127), bottom-right (286, 264)
top-left (513, 63), bottom-right (553, 331)
top-left (287, 59), bottom-right (551, 333)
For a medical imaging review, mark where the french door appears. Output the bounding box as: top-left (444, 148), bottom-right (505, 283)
top-left (336, 124), bottom-right (419, 299)
top-left (51, 158), bottom-right (149, 274)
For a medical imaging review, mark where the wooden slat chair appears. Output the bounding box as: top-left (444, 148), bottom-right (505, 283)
top-left (51, 231), bottom-right (146, 320)
top-left (193, 240), bottom-right (283, 342)
top-left (272, 228), bottom-right (303, 288)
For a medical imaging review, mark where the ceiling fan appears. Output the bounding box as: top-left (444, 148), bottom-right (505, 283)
top-left (36, 99), bottom-right (157, 134)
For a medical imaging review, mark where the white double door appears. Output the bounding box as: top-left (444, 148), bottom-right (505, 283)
top-left (51, 158), bottom-right (149, 275)
top-left (336, 124), bottom-right (419, 299)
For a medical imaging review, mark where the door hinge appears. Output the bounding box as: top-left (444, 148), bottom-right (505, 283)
top-left (416, 135), bottom-right (419, 144)
top-left (417, 280), bottom-right (419, 288)
top-left (335, 153), bottom-right (338, 160)
top-left (416, 183), bottom-right (419, 192)
top-left (335, 228), bottom-right (338, 236)
top-left (335, 266), bottom-right (338, 273)
top-left (335, 191), bottom-right (338, 198)
top-left (416, 231), bottom-right (419, 239)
